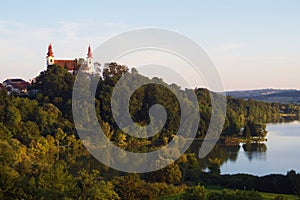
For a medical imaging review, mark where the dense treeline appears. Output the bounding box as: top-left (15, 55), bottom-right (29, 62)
top-left (197, 170), bottom-right (300, 195)
top-left (31, 64), bottom-right (291, 142)
top-left (31, 64), bottom-right (295, 143)
top-left (1, 63), bottom-right (299, 199)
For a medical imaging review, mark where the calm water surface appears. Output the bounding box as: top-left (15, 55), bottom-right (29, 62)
top-left (221, 120), bottom-right (300, 176)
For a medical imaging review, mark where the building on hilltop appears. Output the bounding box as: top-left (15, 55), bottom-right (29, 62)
top-left (2, 78), bottom-right (30, 95)
top-left (46, 43), bottom-right (94, 74)
top-left (1, 44), bottom-right (95, 96)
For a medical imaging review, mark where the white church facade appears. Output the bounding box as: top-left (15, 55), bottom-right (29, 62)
top-left (46, 43), bottom-right (94, 74)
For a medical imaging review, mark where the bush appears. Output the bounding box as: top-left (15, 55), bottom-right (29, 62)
top-left (207, 190), bottom-right (264, 200)
top-left (181, 185), bottom-right (206, 200)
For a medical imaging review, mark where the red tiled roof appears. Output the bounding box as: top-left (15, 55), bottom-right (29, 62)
top-left (4, 78), bottom-right (26, 84)
top-left (54, 59), bottom-right (77, 71)
top-left (10, 82), bottom-right (29, 91)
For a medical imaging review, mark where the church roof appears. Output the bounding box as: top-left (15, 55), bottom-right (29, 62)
top-left (54, 59), bottom-right (77, 71)
top-left (46, 43), bottom-right (93, 72)
top-left (87, 45), bottom-right (93, 58)
top-left (47, 43), bottom-right (54, 57)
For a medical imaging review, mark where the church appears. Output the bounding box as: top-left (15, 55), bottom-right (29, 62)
top-left (46, 43), bottom-right (93, 74)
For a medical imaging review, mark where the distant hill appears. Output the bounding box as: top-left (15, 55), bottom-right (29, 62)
top-left (226, 89), bottom-right (300, 104)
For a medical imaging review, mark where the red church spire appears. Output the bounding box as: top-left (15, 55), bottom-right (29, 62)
top-left (47, 43), bottom-right (54, 57)
top-left (87, 45), bottom-right (92, 58)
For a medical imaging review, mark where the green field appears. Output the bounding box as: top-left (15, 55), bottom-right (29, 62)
top-left (160, 187), bottom-right (300, 200)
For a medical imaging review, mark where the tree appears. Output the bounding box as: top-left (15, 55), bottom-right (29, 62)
top-left (287, 170), bottom-right (300, 197)
top-left (77, 169), bottom-right (119, 200)
top-left (102, 122), bottom-right (114, 140)
top-left (102, 62), bottom-right (129, 80)
top-left (181, 185), bottom-right (206, 200)
top-left (0, 123), bottom-right (12, 139)
top-left (0, 165), bottom-right (19, 199)
top-left (244, 121), bottom-right (267, 139)
top-left (32, 64), bottom-right (75, 118)
top-left (113, 175), bottom-right (157, 200)
top-left (6, 106), bottom-right (22, 128)
top-left (36, 160), bottom-right (76, 199)
top-left (114, 131), bottom-right (127, 146)
top-left (16, 121), bottom-right (40, 146)
top-left (146, 163), bottom-right (182, 184)
top-left (244, 125), bottom-right (251, 142)
top-left (208, 158), bottom-right (221, 175)
top-left (54, 128), bottom-right (66, 147)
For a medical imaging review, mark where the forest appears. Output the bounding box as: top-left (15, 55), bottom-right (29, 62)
top-left (0, 63), bottom-right (299, 199)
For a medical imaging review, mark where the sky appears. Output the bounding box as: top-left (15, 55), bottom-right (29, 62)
top-left (0, 0), bottom-right (299, 91)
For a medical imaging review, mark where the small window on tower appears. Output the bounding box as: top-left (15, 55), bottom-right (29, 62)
top-left (50, 59), bottom-right (53, 62)
top-left (89, 61), bottom-right (91, 64)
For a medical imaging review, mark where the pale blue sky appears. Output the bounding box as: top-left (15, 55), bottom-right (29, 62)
top-left (0, 0), bottom-right (299, 90)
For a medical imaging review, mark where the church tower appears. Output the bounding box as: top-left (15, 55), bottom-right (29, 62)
top-left (86, 45), bottom-right (93, 72)
top-left (46, 43), bottom-right (55, 66)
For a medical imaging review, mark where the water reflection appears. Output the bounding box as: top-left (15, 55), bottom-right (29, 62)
top-left (221, 120), bottom-right (300, 176)
top-left (195, 141), bottom-right (269, 166)
top-left (197, 142), bottom-right (267, 167)
top-left (190, 141), bottom-right (240, 170)
top-left (242, 143), bottom-right (267, 161)
top-left (222, 145), bottom-right (240, 162)
top-left (62, 120), bottom-right (300, 177)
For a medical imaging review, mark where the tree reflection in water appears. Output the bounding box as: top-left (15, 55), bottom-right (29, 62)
top-left (242, 142), bottom-right (267, 161)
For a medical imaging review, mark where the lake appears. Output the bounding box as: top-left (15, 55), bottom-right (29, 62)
top-left (220, 120), bottom-right (300, 176)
